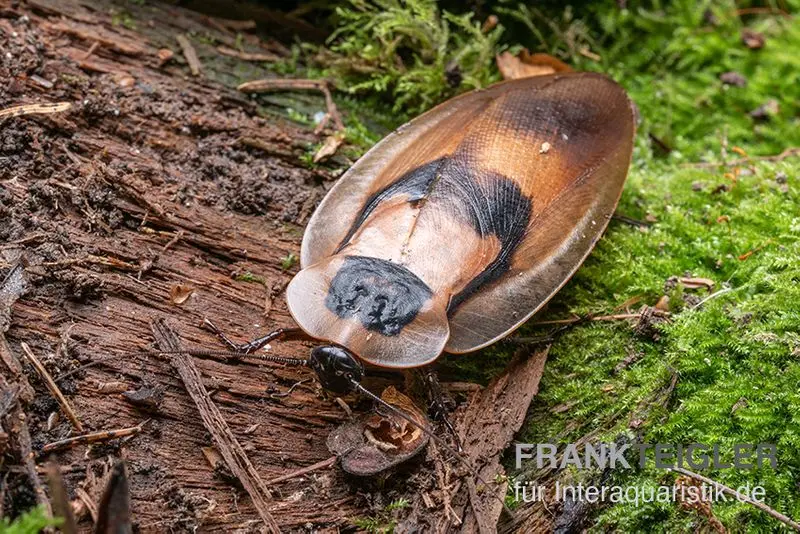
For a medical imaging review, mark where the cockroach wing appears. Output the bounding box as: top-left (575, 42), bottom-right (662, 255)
top-left (444, 73), bottom-right (635, 352)
top-left (300, 84), bottom-right (506, 269)
top-left (292, 73), bottom-right (635, 363)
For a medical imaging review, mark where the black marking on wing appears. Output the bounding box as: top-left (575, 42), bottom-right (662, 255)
top-left (332, 155), bottom-right (532, 315)
top-left (325, 255), bottom-right (433, 336)
top-left (335, 158), bottom-right (448, 253)
top-left (445, 163), bottom-right (532, 313)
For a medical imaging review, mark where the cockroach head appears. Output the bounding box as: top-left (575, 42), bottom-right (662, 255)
top-left (308, 345), bottom-right (364, 394)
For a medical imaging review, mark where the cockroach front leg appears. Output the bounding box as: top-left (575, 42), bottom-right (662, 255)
top-left (424, 369), bottom-right (464, 453)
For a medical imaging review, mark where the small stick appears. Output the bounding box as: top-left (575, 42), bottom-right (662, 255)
top-left (238, 78), bottom-right (344, 131)
top-left (40, 421), bottom-right (147, 454)
top-left (80, 41), bottom-right (100, 61)
top-left (612, 213), bottom-right (651, 228)
top-left (151, 319), bottom-right (280, 533)
top-left (672, 467), bottom-right (800, 532)
top-left (691, 287), bottom-right (734, 310)
top-left (684, 147), bottom-right (800, 168)
top-left (263, 456), bottom-right (336, 485)
top-left (534, 311), bottom-right (668, 327)
top-left (176, 34), bottom-right (202, 76)
top-left (161, 230), bottom-right (185, 253)
top-left (0, 102), bottom-right (71, 120)
top-left (208, 16), bottom-right (256, 32)
top-left (217, 46), bottom-right (279, 62)
top-left (20, 342), bottom-right (83, 432)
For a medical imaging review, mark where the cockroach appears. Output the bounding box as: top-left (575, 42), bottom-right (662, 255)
top-left (228, 72), bottom-right (634, 387)
top-left (105, 72), bottom-right (634, 481)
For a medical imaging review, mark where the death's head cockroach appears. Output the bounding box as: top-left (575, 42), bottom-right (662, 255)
top-left (104, 71), bottom-right (634, 480)
top-left (287, 71), bottom-right (635, 383)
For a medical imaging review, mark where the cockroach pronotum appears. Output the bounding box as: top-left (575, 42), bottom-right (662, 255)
top-left (112, 72), bottom-right (634, 481)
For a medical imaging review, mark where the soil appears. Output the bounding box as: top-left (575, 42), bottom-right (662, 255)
top-left (0, 1), bottom-right (547, 532)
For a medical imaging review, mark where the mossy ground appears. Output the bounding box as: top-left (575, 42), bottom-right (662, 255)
top-left (305, 1), bottom-right (800, 531)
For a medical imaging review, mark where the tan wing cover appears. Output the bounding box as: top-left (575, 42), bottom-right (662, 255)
top-left (288, 72), bottom-right (635, 365)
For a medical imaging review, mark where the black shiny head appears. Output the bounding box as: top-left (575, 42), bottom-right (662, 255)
top-left (308, 346), bottom-right (364, 394)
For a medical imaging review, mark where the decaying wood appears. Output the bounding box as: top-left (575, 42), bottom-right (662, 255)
top-left (0, 102), bottom-right (71, 120)
top-left (0, 261), bottom-right (51, 516)
top-left (1, 0), bottom-right (361, 529)
top-left (176, 34), bottom-right (202, 76)
top-left (20, 342), bottom-right (84, 432)
top-left (40, 421), bottom-right (147, 454)
top-left (450, 348), bottom-right (549, 533)
top-left (150, 318), bottom-right (281, 533)
top-left (238, 78), bottom-right (345, 131)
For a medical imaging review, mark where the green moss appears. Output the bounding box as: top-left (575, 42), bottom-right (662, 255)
top-left (316, 0), bottom-right (505, 115)
top-left (0, 506), bottom-right (61, 534)
top-left (234, 272), bottom-right (267, 285)
top-left (281, 253), bottom-right (299, 271)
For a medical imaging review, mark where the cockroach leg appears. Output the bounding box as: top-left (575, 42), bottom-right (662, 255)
top-left (203, 318), bottom-right (304, 355)
top-left (424, 370), bottom-right (463, 453)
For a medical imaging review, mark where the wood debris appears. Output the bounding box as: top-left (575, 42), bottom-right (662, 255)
top-left (20, 342), bottom-right (83, 432)
top-left (41, 421), bottom-right (147, 454)
top-left (0, 102), bottom-right (71, 120)
top-left (176, 34), bottom-right (202, 76)
top-left (217, 45), bottom-right (279, 62)
top-left (150, 319), bottom-right (280, 533)
top-left (238, 78), bottom-right (345, 131)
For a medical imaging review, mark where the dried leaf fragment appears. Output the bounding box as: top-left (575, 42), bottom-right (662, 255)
top-left (741, 28), bottom-right (765, 49)
top-left (313, 131), bottom-right (345, 163)
top-left (327, 386), bottom-right (429, 476)
top-left (679, 277), bottom-right (715, 290)
top-left (169, 284), bottom-right (194, 305)
top-left (496, 50), bottom-right (572, 81)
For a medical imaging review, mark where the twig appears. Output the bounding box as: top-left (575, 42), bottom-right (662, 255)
top-left (264, 456), bottom-right (337, 485)
top-left (40, 420), bottom-right (147, 454)
top-left (535, 310), bottom-right (667, 327)
top-left (20, 342), bottom-right (83, 432)
top-left (238, 78), bottom-right (344, 131)
top-left (80, 40), bottom-right (99, 61)
top-left (684, 147), bottom-right (800, 168)
top-left (161, 230), bottom-right (184, 253)
top-left (207, 16), bottom-right (256, 32)
top-left (612, 213), bottom-right (651, 228)
top-left (735, 7), bottom-right (792, 17)
top-left (691, 287), bottom-right (734, 310)
top-left (176, 34), bottom-right (202, 76)
top-left (150, 319), bottom-right (280, 534)
top-left (217, 46), bottom-right (279, 62)
top-left (672, 467), bottom-right (800, 531)
top-left (76, 487), bottom-right (98, 522)
top-left (0, 102), bottom-right (71, 120)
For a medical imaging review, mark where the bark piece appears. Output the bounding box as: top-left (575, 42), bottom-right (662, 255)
top-left (450, 348), bottom-right (549, 533)
top-left (150, 319), bottom-right (281, 533)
